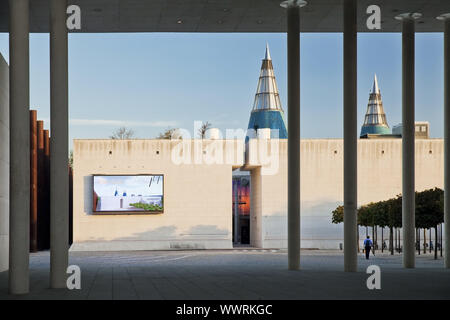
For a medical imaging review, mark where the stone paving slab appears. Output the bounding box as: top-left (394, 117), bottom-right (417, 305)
top-left (0, 250), bottom-right (449, 300)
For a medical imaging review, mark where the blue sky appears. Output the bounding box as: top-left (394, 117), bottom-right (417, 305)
top-left (0, 32), bottom-right (445, 149)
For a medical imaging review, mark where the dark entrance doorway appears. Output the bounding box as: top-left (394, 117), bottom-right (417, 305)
top-left (232, 174), bottom-right (250, 245)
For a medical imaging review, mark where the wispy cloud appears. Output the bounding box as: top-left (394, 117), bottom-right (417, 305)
top-left (69, 118), bottom-right (178, 128)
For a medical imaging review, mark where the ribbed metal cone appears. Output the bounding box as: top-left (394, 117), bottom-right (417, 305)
top-left (360, 74), bottom-right (391, 137)
top-left (252, 44), bottom-right (283, 112)
top-left (247, 44), bottom-right (287, 139)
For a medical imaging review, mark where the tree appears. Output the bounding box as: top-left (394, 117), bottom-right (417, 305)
top-left (198, 121), bottom-right (212, 139)
top-left (331, 205), bottom-right (344, 224)
top-left (331, 205), bottom-right (356, 251)
top-left (156, 127), bottom-right (182, 139)
top-left (370, 200), bottom-right (390, 252)
top-left (110, 127), bottom-right (134, 139)
top-left (386, 195), bottom-right (402, 254)
top-left (415, 188), bottom-right (444, 259)
top-left (358, 204), bottom-right (373, 229)
top-left (372, 200), bottom-right (390, 253)
top-left (384, 196), bottom-right (402, 229)
top-left (331, 189), bottom-right (443, 258)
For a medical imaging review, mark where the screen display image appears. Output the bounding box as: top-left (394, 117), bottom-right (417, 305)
top-left (93, 175), bottom-right (164, 213)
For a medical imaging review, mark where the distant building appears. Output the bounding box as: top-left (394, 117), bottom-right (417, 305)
top-left (72, 138), bottom-right (443, 251)
top-left (359, 75), bottom-right (431, 140)
top-left (392, 121), bottom-right (430, 139)
top-left (246, 44), bottom-right (287, 140)
top-left (360, 74), bottom-right (391, 138)
top-left (67, 56), bottom-right (442, 252)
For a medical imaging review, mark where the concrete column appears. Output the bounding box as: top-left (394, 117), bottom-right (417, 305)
top-left (396, 13), bottom-right (421, 268)
top-left (8, 0), bottom-right (30, 294)
top-left (343, 0), bottom-right (358, 272)
top-left (50, 0), bottom-right (69, 288)
top-left (0, 48), bottom-right (9, 274)
top-left (287, 5), bottom-right (300, 270)
top-left (438, 13), bottom-right (450, 268)
top-left (402, 16), bottom-right (415, 268)
top-left (281, 0), bottom-right (305, 270)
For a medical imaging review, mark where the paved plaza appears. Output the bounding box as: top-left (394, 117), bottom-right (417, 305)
top-left (0, 249), bottom-right (449, 300)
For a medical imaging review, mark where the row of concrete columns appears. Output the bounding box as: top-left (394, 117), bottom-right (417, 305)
top-left (9, 0), bottom-right (68, 294)
top-left (283, 0), bottom-right (450, 271)
top-left (6, 0), bottom-right (450, 295)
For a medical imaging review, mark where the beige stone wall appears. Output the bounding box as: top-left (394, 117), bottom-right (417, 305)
top-left (0, 53), bottom-right (8, 271)
top-left (246, 138), bottom-right (444, 249)
top-left (73, 137), bottom-right (443, 251)
top-left (72, 139), bottom-right (243, 251)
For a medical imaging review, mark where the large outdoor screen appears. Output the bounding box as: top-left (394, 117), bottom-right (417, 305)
top-left (93, 175), bottom-right (164, 213)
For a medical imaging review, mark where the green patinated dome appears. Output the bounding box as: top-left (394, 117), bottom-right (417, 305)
top-left (360, 124), bottom-right (391, 136)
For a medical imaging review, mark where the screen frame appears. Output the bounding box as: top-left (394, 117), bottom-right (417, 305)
top-left (92, 174), bottom-right (165, 215)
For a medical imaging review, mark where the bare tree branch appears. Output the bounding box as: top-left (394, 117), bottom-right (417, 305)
top-left (198, 121), bottom-right (212, 139)
top-left (110, 127), bottom-right (135, 139)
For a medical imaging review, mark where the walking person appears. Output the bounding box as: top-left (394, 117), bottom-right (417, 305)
top-left (364, 236), bottom-right (373, 260)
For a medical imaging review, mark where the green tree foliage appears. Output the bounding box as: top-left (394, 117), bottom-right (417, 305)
top-left (331, 188), bottom-right (443, 229)
top-left (130, 202), bottom-right (163, 212)
top-left (386, 195), bottom-right (402, 228)
top-left (358, 203), bottom-right (373, 227)
top-left (331, 205), bottom-right (343, 224)
top-left (372, 200), bottom-right (390, 228)
top-left (415, 188), bottom-right (444, 229)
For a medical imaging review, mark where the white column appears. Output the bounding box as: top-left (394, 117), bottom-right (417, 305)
top-left (343, 0), bottom-right (358, 272)
top-left (438, 13), bottom-right (450, 268)
top-left (8, 0), bottom-right (30, 295)
top-left (395, 12), bottom-right (422, 268)
top-left (281, 0), bottom-right (306, 270)
top-left (50, 0), bottom-right (69, 288)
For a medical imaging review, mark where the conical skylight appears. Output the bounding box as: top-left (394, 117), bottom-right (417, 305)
top-left (362, 74), bottom-right (389, 127)
top-left (252, 44), bottom-right (283, 112)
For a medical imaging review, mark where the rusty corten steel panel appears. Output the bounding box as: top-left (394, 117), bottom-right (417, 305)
top-left (29, 110), bottom-right (38, 253)
top-left (43, 130), bottom-right (51, 249)
top-left (37, 121), bottom-right (46, 250)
